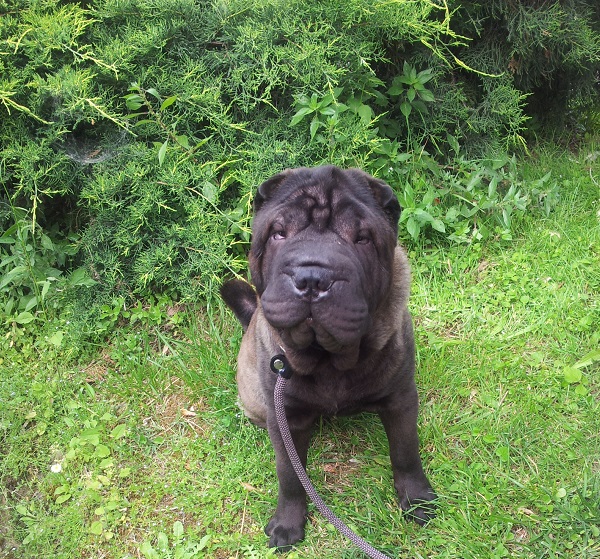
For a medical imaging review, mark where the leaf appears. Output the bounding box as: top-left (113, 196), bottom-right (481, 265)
top-left (157, 139), bottom-right (168, 166)
top-left (406, 217), bottom-right (420, 239)
top-left (446, 134), bottom-right (460, 155)
top-left (14, 311), bottom-right (35, 324)
top-left (575, 384), bottom-right (589, 396)
top-left (309, 117), bottom-right (320, 140)
top-left (24, 295), bottom-right (38, 312)
top-left (198, 534), bottom-right (211, 550)
top-left (414, 208), bottom-right (434, 223)
top-left (320, 92), bottom-right (334, 107)
top-left (387, 84), bottom-right (403, 96)
top-left (160, 95), bottom-right (177, 111)
top-left (139, 541), bottom-right (158, 559)
top-left (157, 531), bottom-right (169, 551)
top-left (495, 446), bottom-right (510, 461)
top-left (41, 234), bottom-right (54, 250)
top-left (0, 265), bottom-right (27, 289)
top-left (16, 505), bottom-right (30, 517)
top-left (175, 135), bottom-right (190, 148)
top-left (402, 183), bottom-right (415, 206)
top-left (563, 366), bottom-right (582, 384)
top-left (319, 106), bottom-right (336, 116)
top-left (94, 444), bottom-right (111, 458)
top-left (48, 331), bottom-right (64, 347)
top-left (124, 94), bottom-right (144, 111)
top-left (400, 101), bottom-right (412, 118)
top-left (97, 474), bottom-right (111, 485)
top-left (145, 88), bottom-right (160, 100)
top-left (68, 267), bottom-right (97, 287)
top-left (422, 188), bottom-right (436, 207)
top-left (89, 521), bottom-right (104, 535)
top-left (40, 280), bottom-right (50, 300)
top-left (418, 89), bottom-right (435, 102)
top-left (99, 458), bottom-right (114, 469)
top-left (411, 100), bottom-right (429, 114)
top-left (55, 493), bottom-right (72, 504)
top-left (431, 219), bottom-right (446, 233)
top-left (357, 104), bottom-right (372, 125)
top-left (396, 153), bottom-right (413, 163)
top-left (417, 68), bottom-right (434, 83)
top-left (110, 424), bottom-right (127, 439)
top-left (573, 349), bottom-right (600, 369)
top-left (202, 182), bottom-right (218, 204)
top-left (173, 520), bottom-right (184, 538)
top-left (133, 119), bottom-right (154, 127)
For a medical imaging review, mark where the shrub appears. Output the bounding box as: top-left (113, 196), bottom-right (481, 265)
top-left (448, 0), bottom-right (600, 134)
top-left (0, 0), bottom-right (597, 328)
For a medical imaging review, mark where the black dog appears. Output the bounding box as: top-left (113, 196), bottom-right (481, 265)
top-left (221, 166), bottom-right (436, 549)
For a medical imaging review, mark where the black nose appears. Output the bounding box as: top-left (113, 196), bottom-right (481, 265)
top-left (292, 266), bottom-right (333, 298)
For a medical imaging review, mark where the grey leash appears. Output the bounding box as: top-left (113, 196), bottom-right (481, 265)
top-left (270, 355), bottom-right (392, 559)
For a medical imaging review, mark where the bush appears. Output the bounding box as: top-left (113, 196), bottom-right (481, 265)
top-left (449, 0), bottom-right (600, 134)
top-left (0, 0), bottom-right (597, 328)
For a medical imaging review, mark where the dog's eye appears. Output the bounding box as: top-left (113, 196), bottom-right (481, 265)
top-left (272, 230), bottom-right (286, 241)
top-left (355, 233), bottom-right (371, 245)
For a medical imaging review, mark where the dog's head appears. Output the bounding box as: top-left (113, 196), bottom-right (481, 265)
top-left (247, 165), bottom-right (401, 369)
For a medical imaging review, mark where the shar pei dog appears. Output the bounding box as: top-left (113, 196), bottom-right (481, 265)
top-left (221, 165), bottom-right (436, 550)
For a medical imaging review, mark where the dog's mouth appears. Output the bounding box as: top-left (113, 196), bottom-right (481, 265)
top-left (273, 316), bottom-right (364, 371)
top-left (261, 273), bottom-right (371, 370)
top-left (278, 318), bottom-right (360, 372)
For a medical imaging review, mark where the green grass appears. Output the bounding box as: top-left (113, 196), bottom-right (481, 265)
top-left (1, 146), bottom-right (599, 558)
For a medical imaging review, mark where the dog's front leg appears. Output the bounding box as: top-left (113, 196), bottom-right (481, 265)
top-left (264, 410), bottom-right (314, 550)
top-left (379, 388), bottom-right (437, 525)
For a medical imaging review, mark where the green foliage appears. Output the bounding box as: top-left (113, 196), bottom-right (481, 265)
top-left (0, 0), bottom-right (598, 328)
top-left (140, 522), bottom-right (211, 559)
top-left (385, 150), bottom-right (559, 243)
top-left (0, 206), bottom-right (94, 324)
top-left (1, 150), bottom-right (598, 557)
top-left (450, 0), bottom-right (600, 131)
top-left (388, 63), bottom-right (436, 120)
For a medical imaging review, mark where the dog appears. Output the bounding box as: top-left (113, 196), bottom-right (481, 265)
top-left (221, 165), bottom-right (436, 550)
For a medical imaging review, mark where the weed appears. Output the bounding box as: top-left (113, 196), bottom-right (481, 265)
top-left (0, 206), bottom-right (94, 325)
top-left (139, 521), bottom-right (211, 559)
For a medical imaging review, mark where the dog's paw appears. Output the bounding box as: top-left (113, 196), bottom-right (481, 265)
top-left (397, 475), bottom-right (437, 525)
top-left (265, 513), bottom-right (306, 551)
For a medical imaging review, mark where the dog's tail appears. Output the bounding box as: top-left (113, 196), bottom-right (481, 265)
top-left (220, 279), bottom-right (258, 332)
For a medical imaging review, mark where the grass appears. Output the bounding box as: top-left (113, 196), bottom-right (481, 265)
top-left (1, 145), bottom-right (599, 559)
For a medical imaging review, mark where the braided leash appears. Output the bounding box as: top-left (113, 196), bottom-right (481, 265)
top-left (271, 355), bottom-right (391, 559)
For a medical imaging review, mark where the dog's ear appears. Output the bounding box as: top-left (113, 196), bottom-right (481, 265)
top-left (349, 169), bottom-right (401, 232)
top-left (254, 170), bottom-right (291, 213)
top-left (220, 279), bottom-right (258, 332)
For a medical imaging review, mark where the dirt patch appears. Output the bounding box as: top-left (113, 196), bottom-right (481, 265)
top-left (142, 377), bottom-right (210, 439)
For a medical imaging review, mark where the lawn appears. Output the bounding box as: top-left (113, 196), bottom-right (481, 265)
top-left (1, 146), bottom-right (598, 559)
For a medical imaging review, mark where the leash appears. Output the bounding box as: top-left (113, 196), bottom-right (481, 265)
top-left (270, 355), bottom-right (392, 559)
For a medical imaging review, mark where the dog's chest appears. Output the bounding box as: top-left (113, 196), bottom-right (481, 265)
top-left (292, 370), bottom-right (381, 416)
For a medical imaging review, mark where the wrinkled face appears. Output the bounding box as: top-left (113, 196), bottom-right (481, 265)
top-left (249, 166), bottom-right (400, 366)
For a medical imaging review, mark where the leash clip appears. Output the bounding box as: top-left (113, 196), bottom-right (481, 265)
top-left (270, 354), bottom-right (293, 379)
